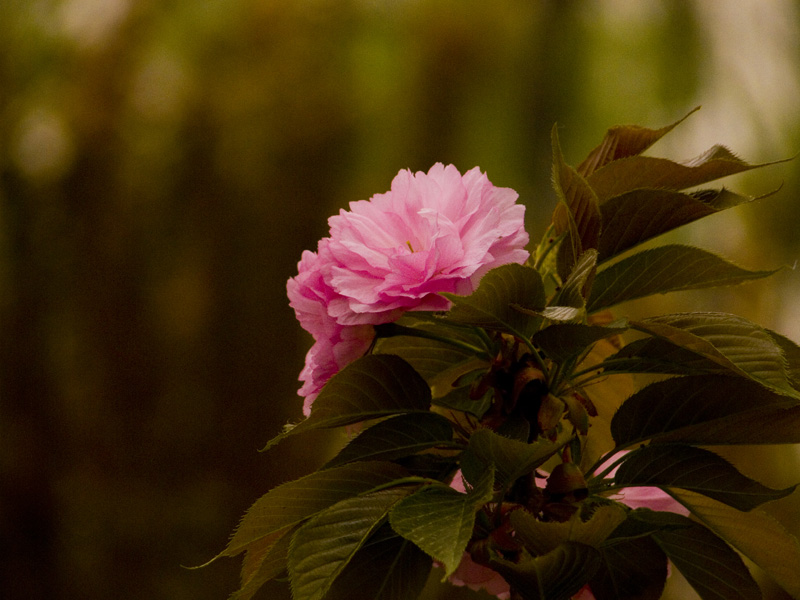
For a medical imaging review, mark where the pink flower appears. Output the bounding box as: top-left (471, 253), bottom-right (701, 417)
top-left (324, 163), bottom-right (529, 324)
top-left (295, 323), bottom-right (374, 415)
top-left (287, 164), bottom-right (529, 413)
top-left (287, 244), bottom-right (374, 414)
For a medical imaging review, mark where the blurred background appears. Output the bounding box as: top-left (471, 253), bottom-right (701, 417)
top-left (1, 1), bottom-right (799, 598)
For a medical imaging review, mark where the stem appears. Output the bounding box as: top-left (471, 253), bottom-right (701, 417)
top-left (566, 371), bottom-right (610, 391)
top-left (549, 362), bottom-right (566, 393)
top-left (473, 326), bottom-right (496, 353)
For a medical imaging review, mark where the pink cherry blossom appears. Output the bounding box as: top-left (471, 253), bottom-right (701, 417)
top-left (287, 164), bottom-right (529, 413)
top-left (324, 163), bottom-right (529, 324)
top-left (287, 242), bottom-right (374, 414)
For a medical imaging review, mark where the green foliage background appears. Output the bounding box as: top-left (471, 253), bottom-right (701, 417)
top-left (1, 2), bottom-right (798, 599)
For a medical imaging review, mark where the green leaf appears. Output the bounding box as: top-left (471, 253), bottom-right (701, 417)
top-left (265, 354), bottom-right (431, 449)
top-left (510, 504), bottom-right (628, 556)
top-left (374, 321), bottom-right (490, 381)
top-left (767, 329), bottom-right (800, 391)
top-left (670, 489), bottom-right (800, 599)
top-left (221, 461), bottom-right (410, 559)
top-left (322, 523), bottom-right (433, 600)
top-left (577, 108), bottom-right (699, 177)
top-left (631, 313), bottom-right (799, 398)
top-left (374, 325), bottom-right (492, 414)
top-left (604, 329), bottom-right (800, 396)
top-left (230, 525), bottom-right (295, 600)
top-left (598, 188), bottom-right (761, 263)
top-left (426, 356), bottom-right (490, 400)
top-left (461, 428), bottom-right (571, 491)
top-left (663, 403), bottom-right (800, 445)
top-left (389, 466), bottom-right (494, 577)
top-left (605, 509), bottom-right (691, 544)
top-left (442, 263), bottom-right (546, 340)
top-left (325, 413), bottom-right (455, 468)
top-left (490, 542), bottom-right (603, 600)
top-left (602, 337), bottom-right (735, 377)
top-left (610, 375), bottom-right (800, 447)
top-left (532, 321), bottom-right (628, 364)
top-left (391, 454), bottom-right (459, 483)
top-left (588, 246), bottom-right (777, 313)
top-left (288, 488), bottom-right (411, 600)
top-left (554, 248), bottom-right (598, 310)
top-left (587, 144), bottom-right (788, 202)
top-left (431, 384), bottom-right (493, 419)
top-left (636, 511), bottom-right (763, 600)
top-left (551, 125), bottom-right (602, 276)
top-left (591, 534), bottom-right (668, 600)
top-left (613, 444), bottom-right (796, 511)
top-left (519, 305), bottom-right (585, 322)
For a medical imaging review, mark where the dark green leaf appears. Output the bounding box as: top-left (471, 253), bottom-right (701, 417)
top-left (374, 325), bottom-right (492, 415)
top-left (391, 454), bottom-right (458, 483)
top-left (603, 510), bottom-right (691, 545)
top-left (598, 188), bottom-right (761, 263)
top-left (767, 329), bottom-right (800, 390)
top-left (431, 384), bottom-right (493, 419)
top-left (635, 511), bottom-right (763, 600)
top-left (610, 375), bottom-right (799, 447)
top-left (442, 263), bottom-right (546, 339)
top-left (551, 125), bottom-right (602, 275)
top-left (461, 428), bottom-right (571, 490)
top-left (532, 321), bottom-right (629, 364)
top-left (374, 321), bottom-right (489, 382)
top-left (322, 524), bottom-right (433, 600)
top-left (588, 246), bottom-right (777, 313)
top-left (592, 534), bottom-right (668, 600)
top-left (670, 489), bottom-right (800, 598)
top-left (325, 413), bottom-right (455, 468)
top-left (389, 466), bottom-right (494, 577)
top-left (613, 445), bottom-right (795, 511)
top-left (542, 305), bottom-right (583, 321)
top-left (554, 248), bottom-right (598, 310)
top-left (631, 313), bottom-right (799, 398)
top-left (221, 461), bottom-right (409, 558)
top-left (602, 337), bottom-right (735, 377)
top-left (490, 542), bottom-right (602, 600)
top-left (604, 329), bottom-right (800, 409)
top-left (510, 504), bottom-right (628, 556)
top-left (265, 354), bottom-right (431, 449)
top-left (288, 488), bottom-right (411, 600)
top-left (587, 145), bottom-right (788, 202)
top-left (577, 108), bottom-right (699, 177)
top-left (230, 525), bottom-right (296, 600)
top-left (663, 403), bottom-right (800, 445)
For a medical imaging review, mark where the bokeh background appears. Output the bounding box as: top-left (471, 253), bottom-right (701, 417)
top-left (2, 1), bottom-right (800, 599)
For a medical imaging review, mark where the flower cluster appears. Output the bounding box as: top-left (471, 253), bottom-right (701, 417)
top-left (287, 163), bottom-right (529, 414)
top-left (219, 114), bottom-right (800, 600)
